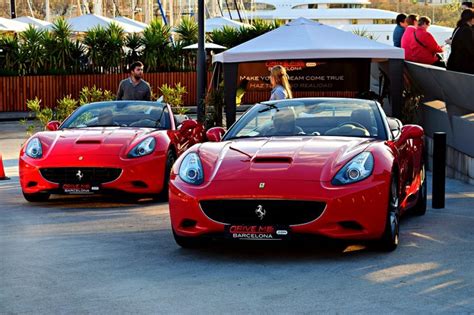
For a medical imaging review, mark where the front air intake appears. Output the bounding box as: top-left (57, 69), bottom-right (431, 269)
top-left (200, 199), bottom-right (325, 225)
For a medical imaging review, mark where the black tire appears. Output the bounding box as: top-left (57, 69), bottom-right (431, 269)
top-left (378, 177), bottom-right (400, 252)
top-left (172, 228), bottom-right (205, 248)
top-left (23, 192), bottom-right (50, 202)
top-left (155, 150), bottom-right (176, 201)
top-left (412, 164), bottom-right (427, 216)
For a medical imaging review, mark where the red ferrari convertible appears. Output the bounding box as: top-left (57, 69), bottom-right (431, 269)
top-left (20, 101), bottom-right (205, 202)
top-left (169, 98), bottom-right (426, 251)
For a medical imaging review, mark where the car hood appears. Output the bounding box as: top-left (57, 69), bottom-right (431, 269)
top-left (34, 127), bottom-right (156, 157)
top-left (198, 136), bottom-right (374, 182)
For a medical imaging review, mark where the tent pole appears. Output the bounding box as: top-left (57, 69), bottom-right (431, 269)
top-left (389, 59), bottom-right (404, 119)
top-left (223, 63), bottom-right (238, 127)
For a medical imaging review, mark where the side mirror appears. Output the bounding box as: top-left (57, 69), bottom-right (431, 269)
top-left (206, 127), bottom-right (226, 142)
top-left (179, 119), bottom-right (198, 132)
top-left (46, 121), bottom-right (60, 131)
top-left (398, 124), bottom-right (424, 143)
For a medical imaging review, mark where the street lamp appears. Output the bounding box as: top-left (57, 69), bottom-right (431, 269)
top-left (10, 0), bottom-right (16, 18)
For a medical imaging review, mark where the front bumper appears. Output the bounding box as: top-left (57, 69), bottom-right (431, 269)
top-left (169, 175), bottom-right (391, 241)
top-left (19, 153), bottom-right (166, 195)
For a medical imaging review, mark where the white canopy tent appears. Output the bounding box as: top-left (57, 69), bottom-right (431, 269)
top-left (211, 18), bottom-right (405, 126)
top-left (113, 16), bottom-right (148, 31)
top-left (213, 18), bottom-right (404, 63)
top-left (14, 16), bottom-right (52, 28)
top-left (0, 17), bottom-right (30, 32)
top-left (49, 14), bottom-right (144, 33)
top-left (205, 16), bottom-right (251, 33)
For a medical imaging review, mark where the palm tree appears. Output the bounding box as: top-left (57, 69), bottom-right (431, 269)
top-left (83, 25), bottom-right (108, 73)
top-left (70, 40), bottom-right (86, 73)
top-left (209, 26), bottom-right (241, 49)
top-left (19, 25), bottom-right (46, 75)
top-left (104, 22), bottom-right (125, 73)
top-left (173, 17), bottom-right (199, 71)
top-left (174, 17), bottom-right (198, 46)
top-left (51, 18), bottom-right (73, 72)
top-left (124, 32), bottom-right (143, 68)
top-left (0, 35), bottom-right (20, 75)
top-left (45, 18), bottom-right (75, 73)
top-left (141, 19), bottom-right (172, 72)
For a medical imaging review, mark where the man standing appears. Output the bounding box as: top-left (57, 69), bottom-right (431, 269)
top-left (117, 61), bottom-right (152, 101)
top-left (393, 13), bottom-right (407, 47)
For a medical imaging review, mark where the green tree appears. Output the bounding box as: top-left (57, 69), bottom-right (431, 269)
top-left (174, 17), bottom-right (198, 46)
top-left (49, 18), bottom-right (75, 72)
top-left (83, 25), bottom-right (109, 72)
top-left (0, 35), bottom-right (20, 75)
top-left (104, 22), bottom-right (125, 72)
top-left (18, 25), bottom-right (46, 75)
top-left (124, 32), bottom-right (143, 67)
top-left (209, 25), bottom-right (241, 49)
top-left (141, 19), bottom-right (172, 72)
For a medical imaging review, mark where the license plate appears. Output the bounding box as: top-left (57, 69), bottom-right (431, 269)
top-left (62, 184), bottom-right (98, 194)
top-left (225, 225), bottom-right (290, 240)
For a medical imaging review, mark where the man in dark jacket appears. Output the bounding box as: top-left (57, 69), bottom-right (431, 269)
top-left (447, 9), bottom-right (474, 74)
top-left (393, 13), bottom-right (407, 47)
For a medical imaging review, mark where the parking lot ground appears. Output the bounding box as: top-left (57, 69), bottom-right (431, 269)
top-left (1, 122), bottom-right (474, 314)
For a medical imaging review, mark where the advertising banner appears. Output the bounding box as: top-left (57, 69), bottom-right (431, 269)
top-left (237, 59), bottom-right (371, 93)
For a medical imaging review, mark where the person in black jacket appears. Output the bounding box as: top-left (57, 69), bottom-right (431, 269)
top-left (447, 9), bottom-right (474, 74)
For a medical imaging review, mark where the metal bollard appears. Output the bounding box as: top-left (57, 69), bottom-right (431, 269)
top-left (432, 132), bottom-right (446, 209)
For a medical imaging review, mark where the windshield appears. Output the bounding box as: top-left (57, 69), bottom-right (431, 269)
top-left (60, 101), bottom-right (171, 129)
top-left (223, 98), bottom-right (387, 140)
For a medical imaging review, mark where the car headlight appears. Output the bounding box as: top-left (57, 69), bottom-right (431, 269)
top-left (25, 138), bottom-right (43, 159)
top-left (332, 152), bottom-right (374, 185)
top-left (179, 152), bottom-right (204, 185)
top-left (128, 137), bottom-right (156, 158)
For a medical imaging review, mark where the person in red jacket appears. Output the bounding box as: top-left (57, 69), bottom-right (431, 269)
top-left (401, 14), bottom-right (418, 59)
top-left (405, 16), bottom-right (445, 67)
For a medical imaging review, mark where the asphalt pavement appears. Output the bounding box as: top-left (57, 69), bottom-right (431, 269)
top-left (1, 121), bottom-right (474, 314)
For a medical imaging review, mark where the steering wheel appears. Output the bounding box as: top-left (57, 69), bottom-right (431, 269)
top-left (337, 121), bottom-right (368, 131)
top-left (129, 118), bottom-right (157, 128)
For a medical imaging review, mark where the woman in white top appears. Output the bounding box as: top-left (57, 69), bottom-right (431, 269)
top-left (269, 65), bottom-right (293, 101)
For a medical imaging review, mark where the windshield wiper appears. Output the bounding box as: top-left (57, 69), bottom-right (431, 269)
top-left (229, 146), bottom-right (252, 159)
top-left (90, 124), bottom-right (119, 127)
top-left (225, 135), bottom-right (262, 140)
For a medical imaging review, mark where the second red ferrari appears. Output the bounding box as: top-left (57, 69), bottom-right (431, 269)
top-left (20, 101), bottom-right (205, 202)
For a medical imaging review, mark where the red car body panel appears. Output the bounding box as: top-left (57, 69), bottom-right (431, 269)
top-left (169, 132), bottom-right (424, 241)
top-left (20, 103), bottom-right (205, 197)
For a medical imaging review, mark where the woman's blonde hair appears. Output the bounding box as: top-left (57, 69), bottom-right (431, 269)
top-left (270, 65), bottom-right (293, 99)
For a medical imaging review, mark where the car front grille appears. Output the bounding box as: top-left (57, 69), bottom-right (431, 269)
top-left (199, 199), bottom-right (326, 225)
top-left (40, 168), bottom-right (122, 184)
